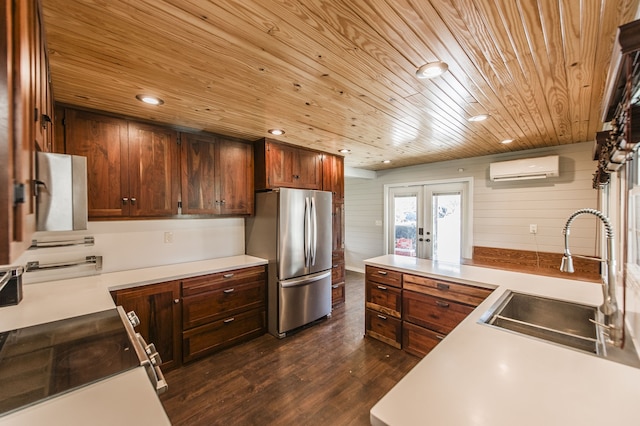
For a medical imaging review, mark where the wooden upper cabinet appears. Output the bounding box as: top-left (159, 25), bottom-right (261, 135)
top-left (65, 109), bottom-right (129, 217)
top-left (127, 122), bottom-right (179, 217)
top-left (1, 0), bottom-right (49, 263)
top-left (322, 154), bottom-right (344, 202)
top-left (64, 109), bottom-right (179, 218)
top-left (181, 132), bottom-right (253, 215)
top-left (216, 138), bottom-right (254, 215)
top-left (254, 138), bottom-right (322, 190)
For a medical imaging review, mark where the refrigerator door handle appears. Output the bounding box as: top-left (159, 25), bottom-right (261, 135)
top-left (310, 196), bottom-right (317, 266)
top-left (304, 196), bottom-right (312, 268)
top-left (280, 270), bottom-right (331, 288)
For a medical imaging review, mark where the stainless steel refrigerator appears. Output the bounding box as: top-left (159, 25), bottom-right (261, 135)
top-left (245, 188), bottom-right (332, 337)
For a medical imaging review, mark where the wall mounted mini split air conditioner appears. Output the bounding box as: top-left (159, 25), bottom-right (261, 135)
top-left (489, 155), bottom-right (560, 182)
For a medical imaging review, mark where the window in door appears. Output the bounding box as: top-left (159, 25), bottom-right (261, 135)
top-left (386, 180), bottom-right (471, 261)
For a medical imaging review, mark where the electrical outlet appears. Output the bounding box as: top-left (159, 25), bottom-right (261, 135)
top-left (529, 224), bottom-right (537, 234)
top-left (164, 231), bottom-right (173, 243)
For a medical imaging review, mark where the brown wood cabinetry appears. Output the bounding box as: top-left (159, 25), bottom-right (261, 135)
top-left (322, 154), bottom-right (344, 202)
top-left (364, 265), bottom-right (493, 357)
top-left (111, 281), bottom-right (182, 371)
top-left (365, 266), bottom-right (403, 348)
top-left (180, 132), bottom-right (254, 215)
top-left (1, 0), bottom-right (51, 264)
top-left (181, 265), bottom-right (266, 363)
top-left (63, 109), bottom-right (180, 218)
top-left (402, 274), bottom-right (492, 357)
top-left (331, 251), bottom-right (345, 306)
top-left (254, 138), bottom-right (323, 190)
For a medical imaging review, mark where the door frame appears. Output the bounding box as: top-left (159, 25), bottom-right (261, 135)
top-left (383, 177), bottom-right (474, 260)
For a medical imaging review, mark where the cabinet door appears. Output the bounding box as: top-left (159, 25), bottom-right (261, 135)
top-left (323, 154), bottom-right (344, 202)
top-left (127, 122), bottom-right (179, 216)
top-left (65, 109), bottom-right (129, 217)
top-left (113, 281), bottom-right (181, 371)
top-left (217, 139), bottom-right (254, 215)
top-left (332, 202), bottom-right (344, 252)
top-left (265, 142), bottom-right (296, 188)
top-left (1, 0), bottom-right (38, 263)
top-left (293, 148), bottom-right (322, 189)
top-left (180, 132), bottom-right (217, 214)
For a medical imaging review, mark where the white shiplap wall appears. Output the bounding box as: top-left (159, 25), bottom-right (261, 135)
top-left (345, 142), bottom-right (599, 272)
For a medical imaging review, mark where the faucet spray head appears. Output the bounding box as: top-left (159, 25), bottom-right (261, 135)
top-left (560, 254), bottom-right (574, 273)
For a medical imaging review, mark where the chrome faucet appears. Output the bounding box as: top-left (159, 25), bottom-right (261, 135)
top-left (560, 208), bottom-right (623, 346)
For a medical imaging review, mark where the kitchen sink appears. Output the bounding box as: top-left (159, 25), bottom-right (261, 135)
top-left (479, 290), bottom-right (640, 368)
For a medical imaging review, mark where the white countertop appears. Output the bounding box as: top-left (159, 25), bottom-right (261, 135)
top-left (0, 254), bottom-right (267, 425)
top-left (366, 255), bottom-right (640, 426)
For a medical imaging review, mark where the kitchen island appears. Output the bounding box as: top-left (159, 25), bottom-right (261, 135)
top-left (367, 254), bottom-right (640, 426)
top-left (0, 255), bottom-right (267, 425)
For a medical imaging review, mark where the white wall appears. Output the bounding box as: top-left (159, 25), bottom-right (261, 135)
top-left (16, 218), bottom-right (245, 283)
top-left (345, 142), bottom-right (599, 272)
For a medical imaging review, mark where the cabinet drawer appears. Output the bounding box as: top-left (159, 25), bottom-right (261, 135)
top-left (365, 266), bottom-right (402, 288)
top-left (403, 290), bottom-right (473, 335)
top-left (403, 274), bottom-right (491, 306)
top-left (182, 266), bottom-right (266, 297)
top-left (365, 308), bottom-right (402, 349)
top-left (331, 260), bottom-right (345, 283)
top-left (182, 280), bottom-right (266, 329)
top-left (182, 308), bottom-right (266, 363)
top-left (366, 280), bottom-right (402, 318)
top-left (331, 282), bottom-right (345, 306)
top-left (403, 321), bottom-right (446, 358)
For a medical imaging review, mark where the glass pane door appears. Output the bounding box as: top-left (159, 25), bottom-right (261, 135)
top-left (391, 192), bottom-right (418, 257)
top-left (431, 192), bottom-right (462, 262)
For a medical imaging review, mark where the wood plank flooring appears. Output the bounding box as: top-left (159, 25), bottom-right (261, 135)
top-left (160, 271), bottom-right (419, 425)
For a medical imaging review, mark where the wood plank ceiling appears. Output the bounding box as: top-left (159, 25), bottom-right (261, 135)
top-left (41, 0), bottom-right (639, 170)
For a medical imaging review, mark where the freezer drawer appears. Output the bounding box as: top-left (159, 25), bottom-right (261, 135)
top-left (278, 270), bottom-right (331, 336)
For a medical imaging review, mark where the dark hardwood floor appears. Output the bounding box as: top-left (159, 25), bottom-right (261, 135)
top-left (161, 270), bottom-right (420, 425)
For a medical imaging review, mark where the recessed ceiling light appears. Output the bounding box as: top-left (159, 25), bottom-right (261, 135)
top-left (268, 129), bottom-right (285, 136)
top-left (339, 149), bottom-right (351, 154)
top-left (135, 94), bottom-right (164, 105)
top-left (416, 61), bottom-right (449, 79)
top-left (500, 139), bottom-right (514, 144)
top-left (382, 160), bottom-right (391, 164)
top-left (468, 114), bottom-right (489, 122)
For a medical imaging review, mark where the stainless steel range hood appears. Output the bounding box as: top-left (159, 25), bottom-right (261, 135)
top-left (36, 152), bottom-right (88, 231)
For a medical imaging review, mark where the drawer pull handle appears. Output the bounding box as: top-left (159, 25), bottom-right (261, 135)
top-left (377, 314), bottom-right (387, 320)
top-left (377, 285), bottom-right (387, 291)
top-left (436, 283), bottom-right (450, 290)
top-left (436, 334), bottom-right (445, 340)
top-left (377, 271), bottom-right (388, 275)
top-left (223, 317), bottom-right (235, 323)
top-left (436, 300), bottom-right (450, 308)
top-left (223, 288), bottom-right (235, 294)
top-left (332, 284), bottom-right (339, 289)
top-left (223, 273), bottom-right (234, 278)
top-left (173, 299), bottom-right (180, 304)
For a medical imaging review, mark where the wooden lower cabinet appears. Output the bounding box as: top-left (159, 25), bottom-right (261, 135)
top-left (181, 265), bottom-right (267, 363)
top-left (112, 265), bottom-right (267, 369)
top-left (365, 308), bottom-right (402, 349)
top-left (364, 265), bottom-right (493, 357)
top-left (111, 280), bottom-right (182, 371)
top-left (183, 309), bottom-right (265, 363)
top-left (331, 251), bottom-right (345, 306)
top-left (403, 321), bottom-right (445, 358)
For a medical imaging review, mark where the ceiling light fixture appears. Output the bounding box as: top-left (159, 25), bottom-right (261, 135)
top-left (268, 129), bottom-right (285, 136)
top-left (339, 149), bottom-right (351, 154)
top-left (416, 61), bottom-right (449, 79)
top-left (135, 94), bottom-right (164, 105)
top-left (468, 114), bottom-right (489, 122)
top-left (500, 139), bottom-right (514, 144)
top-left (382, 160), bottom-right (391, 164)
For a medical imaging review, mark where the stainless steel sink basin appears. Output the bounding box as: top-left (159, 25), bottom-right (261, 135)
top-left (479, 290), bottom-right (640, 368)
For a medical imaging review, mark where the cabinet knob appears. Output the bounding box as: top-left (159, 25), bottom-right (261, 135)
top-left (122, 197), bottom-right (129, 205)
top-left (130, 197), bottom-right (137, 205)
top-left (173, 299), bottom-right (180, 304)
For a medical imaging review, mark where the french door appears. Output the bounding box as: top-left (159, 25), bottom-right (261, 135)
top-left (387, 182), bottom-right (469, 262)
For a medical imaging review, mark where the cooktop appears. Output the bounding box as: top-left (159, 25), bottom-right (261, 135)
top-left (0, 308), bottom-right (140, 416)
